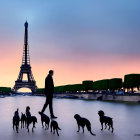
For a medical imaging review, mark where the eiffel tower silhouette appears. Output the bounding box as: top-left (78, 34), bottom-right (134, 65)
top-left (13, 21), bottom-right (37, 93)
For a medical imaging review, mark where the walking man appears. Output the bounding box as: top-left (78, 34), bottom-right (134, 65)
top-left (41, 70), bottom-right (57, 119)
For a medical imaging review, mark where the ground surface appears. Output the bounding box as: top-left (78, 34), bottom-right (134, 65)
top-left (0, 96), bottom-right (140, 140)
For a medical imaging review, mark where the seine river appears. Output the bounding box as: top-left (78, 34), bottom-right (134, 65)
top-left (0, 96), bottom-right (140, 140)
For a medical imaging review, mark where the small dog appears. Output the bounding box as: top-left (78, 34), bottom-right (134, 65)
top-left (38, 112), bottom-right (50, 130)
top-left (98, 110), bottom-right (114, 133)
top-left (21, 113), bottom-right (27, 128)
top-left (26, 106), bottom-right (37, 132)
top-left (50, 120), bottom-right (61, 136)
top-left (74, 114), bottom-right (96, 136)
top-left (13, 109), bottom-right (20, 133)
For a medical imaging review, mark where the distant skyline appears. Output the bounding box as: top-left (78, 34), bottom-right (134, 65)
top-left (0, 0), bottom-right (140, 89)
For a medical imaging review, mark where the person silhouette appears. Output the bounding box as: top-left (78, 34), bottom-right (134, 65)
top-left (41, 70), bottom-right (57, 119)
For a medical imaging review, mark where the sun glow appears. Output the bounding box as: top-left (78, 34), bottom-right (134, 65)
top-left (17, 88), bottom-right (32, 93)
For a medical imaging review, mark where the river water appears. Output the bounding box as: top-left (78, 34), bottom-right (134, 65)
top-left (0, 96), bottom-right (140, 140)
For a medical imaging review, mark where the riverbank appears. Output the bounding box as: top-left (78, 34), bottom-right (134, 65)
top-left (53, 93), bottom-right (140, 102)
top-left (1, 92), bottom-right (140, 102)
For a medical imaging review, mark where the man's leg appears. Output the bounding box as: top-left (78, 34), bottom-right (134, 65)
top-left (49, 96), bottom-right (54, 117)
top-left (49, 95), bottom-right (57, 118)
top-left (41, 96), bottom-right (49, 113)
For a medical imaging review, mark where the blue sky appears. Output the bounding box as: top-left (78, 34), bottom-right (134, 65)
top-left (0, 0), bottom-right (140, 56)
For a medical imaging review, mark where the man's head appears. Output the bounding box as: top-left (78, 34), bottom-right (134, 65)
top-left (49, 70), bottom-right (54, 76)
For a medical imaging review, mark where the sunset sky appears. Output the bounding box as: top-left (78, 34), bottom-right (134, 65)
top-left (0, 0), bottom-right (140, 89)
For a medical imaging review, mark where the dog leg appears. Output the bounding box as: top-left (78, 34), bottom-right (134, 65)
top-left (111, 123), bottom-right (114, 133)
top-left (101, 123), bottom-right (103, 131)
top-left (56, 129), bottom-right (59, 136)
top-left (13, 124), bottom-right (14, 130)
top-left (44, 123), bottom-right (47, 130)
top-left (33, 122), bottom-right (36, 128)
top-left (44, 123), bottom-right (46, 130)
top-left (21, 122), bottom-right (24, 128)
top-left (108, 124), bottom-right (110, 130)
top-left (105, 123), bottom-right (107, 129)
top-left (112, 127), bottom-right (114, 133)
top-left (45, 123), bottom-right (47, 130)
top-left (33, 122), bottom-right (36, 132)
top-left (82, 127), bottom-right (84, 133)
top-left (21, 122), bottom-right (22, 129)
top-left (27, 124), bottom-right (29, 132)
top-left (42, 121), bottom-right (44, 128)
top-left (77, 125), bottom-right (80, 132)
top-left (53, 129), bottom-right (55, 134)
top-left (51, 126), bottom-right (52, 132)
top-left (110, 121), bottom-right (114, 133)
top-left (16, 121), bottom-right (19, 133)
top-left (32, 127), bottom-right (34, 133)
top-left (13, 120), bottom-right (15, 130)
top-left (25, 121), bottom-right (27, 128)
top-left (16, 125), bottom-right (18, 133)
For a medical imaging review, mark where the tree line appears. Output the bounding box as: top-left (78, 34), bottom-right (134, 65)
top-left (36, 74), bottom-right (140, 94)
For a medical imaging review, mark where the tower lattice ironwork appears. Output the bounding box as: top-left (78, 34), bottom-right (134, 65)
top-left (13, 21), bottom-right (37, 93)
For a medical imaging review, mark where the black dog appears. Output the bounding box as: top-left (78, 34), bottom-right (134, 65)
top-left (74, 114), bottom-right (96, 136)
top-left (38, 112), bottom-right (50, 130)
top-left (50, 120), bottom-right (61, 136)
top-left (98, 110), bottom-right (114, 133)
top-left (26, 106), bottom-right (37, 132)
top-left (13, 109), bottom-right (20, 133)
top-left (21, 113), bottom-right (27, 128)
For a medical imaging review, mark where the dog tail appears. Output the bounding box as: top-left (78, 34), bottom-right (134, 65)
top-left (110, 118), bottom-right (113, 123)
top-left (111, 119), bottom-right (113, 125)
top-left (58, 126), bottom-right (61, 130)
top-left (90, 131), bottom-right (96, 136)
top-left (86, 124), bottom-right (96, 136)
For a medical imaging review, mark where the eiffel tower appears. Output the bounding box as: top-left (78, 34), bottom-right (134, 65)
top-left (13, 21), bottom-right (37, 93)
